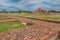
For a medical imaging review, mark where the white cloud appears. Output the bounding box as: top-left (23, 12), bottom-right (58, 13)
top-left (0, 0), bottom-right (60, 11)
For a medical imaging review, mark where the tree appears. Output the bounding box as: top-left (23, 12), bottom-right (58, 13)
top-left (3, 9), bottom-right (6, 13)
top-left (48, 10), bottom-right (60, 13)
top-left (17, 10), bottom-right (22, 13)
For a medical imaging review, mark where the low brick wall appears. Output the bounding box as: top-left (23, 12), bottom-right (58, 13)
top-left (20, 16), bottom-right (60, 23)
top-left (0, 19), bottom-right (17, 22)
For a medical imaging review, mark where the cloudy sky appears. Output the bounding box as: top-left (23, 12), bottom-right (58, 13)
top-left (0, 0), bottom-right (60, 11)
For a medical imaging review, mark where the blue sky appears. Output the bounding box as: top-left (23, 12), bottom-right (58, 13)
top-left (0, 0), bottom-right (60, 11)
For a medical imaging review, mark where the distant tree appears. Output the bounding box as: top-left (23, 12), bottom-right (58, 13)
top-left (3, 9), bottom-right (7, 13)
top-left (48, 10), bottom-right (57, 12)
top-left (49, 10), bottom-right (60, 13)
top-left (0, 11), bottom-right (2, 13)
top-left (17, 10), bottom-right (22, 13)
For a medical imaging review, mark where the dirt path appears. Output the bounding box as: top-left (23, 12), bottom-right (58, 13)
top-left (0, 13), bottom-right (60, 40)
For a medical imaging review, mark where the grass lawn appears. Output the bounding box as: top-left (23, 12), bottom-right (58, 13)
top-left (0, 21), bottom-right (25, 32)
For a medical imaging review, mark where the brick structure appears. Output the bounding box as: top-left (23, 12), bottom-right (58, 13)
top-left (0, 13), bottom-right (60, 40)
top-left (32, 8), bottom-right (49, 14)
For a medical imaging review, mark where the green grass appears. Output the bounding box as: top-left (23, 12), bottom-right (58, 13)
top-left (0, 21), bottom-right (25, 32)
top-left (19, 13), bottom-right (60, 20)
top-left (3, 13), bottom-right (60, 20)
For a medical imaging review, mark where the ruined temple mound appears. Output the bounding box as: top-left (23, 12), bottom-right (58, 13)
top-left (32, 8), bottom-right (49, 14)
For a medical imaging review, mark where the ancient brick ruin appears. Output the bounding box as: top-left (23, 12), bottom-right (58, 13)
top-left (32, 8), bottom-right (49, 14)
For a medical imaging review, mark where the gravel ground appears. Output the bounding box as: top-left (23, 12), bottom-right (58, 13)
top-left (0, 20), bottom-right (60, 40)
top-left (0, 13), bottom-right (60, 40)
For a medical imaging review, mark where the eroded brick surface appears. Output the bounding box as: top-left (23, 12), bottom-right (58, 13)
top-left (32, 8), bottom-right (49, 14)
top-left (0, 14), bottom-right (60, 40)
